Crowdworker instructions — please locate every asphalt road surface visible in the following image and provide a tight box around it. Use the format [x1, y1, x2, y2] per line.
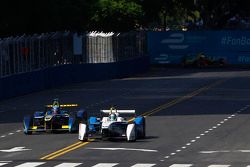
[1, 68, 250, 167]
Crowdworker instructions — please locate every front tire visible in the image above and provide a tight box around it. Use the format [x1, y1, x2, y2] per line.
[101, 130, 109, 141]
[24, 130, 32, 135]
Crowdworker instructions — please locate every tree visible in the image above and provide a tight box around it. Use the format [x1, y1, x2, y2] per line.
[141, 0, 198, 30]
[88, 0, 143, 31]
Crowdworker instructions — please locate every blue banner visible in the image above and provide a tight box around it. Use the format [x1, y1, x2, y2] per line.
[148, 31, 250, 64]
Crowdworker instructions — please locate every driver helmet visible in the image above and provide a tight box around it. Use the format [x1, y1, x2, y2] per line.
[110, 113, 117, 121]
[52, 106, 59, 114]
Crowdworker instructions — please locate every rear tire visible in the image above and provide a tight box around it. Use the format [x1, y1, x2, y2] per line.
[80, 136, 88, 142]
[128, 139, 136, 142]
[101, 130, 109, 141]
[142, 117, 146, 138]
[23, 116, 33, 135]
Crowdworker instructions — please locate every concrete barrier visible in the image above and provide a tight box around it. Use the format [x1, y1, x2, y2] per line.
[0, 56, 149, 101]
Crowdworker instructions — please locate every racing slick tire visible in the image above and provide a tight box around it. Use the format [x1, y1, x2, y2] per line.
[127, 123, 136, 142]
[79, 123, 88, 142]
[101, 129, 109, 141]
[142, 117, 146, 138]
[23, 116, 33, 135]
[24, 130, 32, 135]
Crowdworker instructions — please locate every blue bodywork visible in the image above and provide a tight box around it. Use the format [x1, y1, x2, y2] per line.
[23, 109, 87, 134]
[33, 111, 45, 118]
[88, 117, 100, 132]
[69, 110, 87, 132]
[134, 116, 144, 125]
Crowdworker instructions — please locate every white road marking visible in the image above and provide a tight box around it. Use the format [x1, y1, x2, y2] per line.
[16, 130, 22, 133]
[87, 147, 158, 152]
[199, 150, 230, 154]
[200, 150, 250, 153]
[162, 106, 246, 161]
[8, 133, 14, 135]
[92, 163, 118, 167]
[0, 136, 6, 138]
[169, 164, 193, 167]
[131, 164, 156, 167]
[238, 150, 250, 152]
[0, 147, 31, 152]
[14, 162, 45, 167]
[54, 163, 82, 167]
[208, 165, 230, 167]
[0, 162, 8, 166]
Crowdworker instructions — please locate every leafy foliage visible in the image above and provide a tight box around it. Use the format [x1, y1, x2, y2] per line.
[0, 0, 250, 36]
[89, 0, 143, 31]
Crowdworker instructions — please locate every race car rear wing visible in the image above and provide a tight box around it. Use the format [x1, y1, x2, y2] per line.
[101, 110, 135, 114]
[46, 104, 79, 108]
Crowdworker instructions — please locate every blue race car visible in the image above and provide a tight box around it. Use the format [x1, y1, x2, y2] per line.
[23, 99, 87, 134]
[79, 107, 146, 142]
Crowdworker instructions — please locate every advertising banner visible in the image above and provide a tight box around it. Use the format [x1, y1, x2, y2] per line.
[148, 31, 250, 64]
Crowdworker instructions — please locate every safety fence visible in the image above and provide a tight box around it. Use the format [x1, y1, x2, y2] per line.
[0, 31, 147, 78]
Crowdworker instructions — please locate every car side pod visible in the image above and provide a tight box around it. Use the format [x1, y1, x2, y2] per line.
[126, 123, 136, 142]
[78, 123, 87, 141]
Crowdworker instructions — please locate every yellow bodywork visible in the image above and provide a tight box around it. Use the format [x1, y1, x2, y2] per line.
[62, 125, 69, 129]
[32, 126, 38, 130]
